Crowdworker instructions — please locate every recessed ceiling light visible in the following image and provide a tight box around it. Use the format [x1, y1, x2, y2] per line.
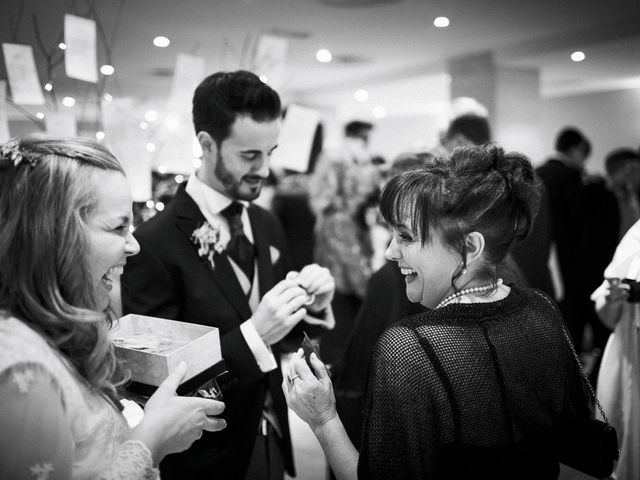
[259, 75, 269, 83]
[316, 49, 332, 63]
[62, 96, 76, 107]
[372, 105, 387, 118]
[175, 174, 185, 184]
[434, 17, 450, 28]
[36, 112, 45, 119]
[144, 110, 158, 122]
[193, 158, 202, 168]
[146, 142, 156, 152]
[96, 131, 105, 140]
[153, 36, 170, 48]
[155, 201, 165, 211]
[44, 82, 53, 91]
[354, 89, 369, 102]
[140, 121, 149, 130]
[158, 165, 167, 174]
[58, 42, 67, 50]
[571, 51, 586, 62]
[145, 200, 155, 209]
[100, 64, 115, 75]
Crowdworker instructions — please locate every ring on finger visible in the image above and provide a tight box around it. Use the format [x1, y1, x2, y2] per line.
[287, 374, 300, 385]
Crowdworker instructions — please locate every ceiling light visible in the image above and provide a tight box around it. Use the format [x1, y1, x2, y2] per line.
[434, 17, 450, 28]
[62, 96, 76, 107]
[100, 64, 115, 75]
[36, 112, 45, 119]
[316, 49, 332, 63]
[175, 174, 185, 184]
[44, 82, 53, 91]
[372, 105, 387, 118]
[140, 121, 149, 130]
[571, 51, 586, 62]
[259, 75, 269, 83]
[103, 93, 113, 102]
[144, 110, 158, 122]
[96, 131, 105, 140]
[193, 158, 202, 168]
[145, 200, 155, 208]
[58, 42, 67, 50]
[158, 165, 167, 174]
[354, 89, 369, 102]
[146, 142, 156, 152]
[155, 201, 165, 211]
[153, 36, 170, 48]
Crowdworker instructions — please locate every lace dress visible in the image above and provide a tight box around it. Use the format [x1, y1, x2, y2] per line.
[0, 315, 158, 480]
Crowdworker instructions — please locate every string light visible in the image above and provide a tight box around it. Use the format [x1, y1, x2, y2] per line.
[100, 64, 115, 75]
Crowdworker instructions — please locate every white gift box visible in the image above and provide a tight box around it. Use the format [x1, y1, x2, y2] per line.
[111, 314, 221, 387]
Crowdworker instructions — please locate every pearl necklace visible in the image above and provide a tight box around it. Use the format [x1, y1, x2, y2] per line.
[435, 278, 504, 309]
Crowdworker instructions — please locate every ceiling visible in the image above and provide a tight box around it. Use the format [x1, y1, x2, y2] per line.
[3, 0, 640, 123]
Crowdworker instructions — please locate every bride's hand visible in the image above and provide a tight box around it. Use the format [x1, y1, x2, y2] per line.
[283, 349, 337, 432]
[131, 362, 226, 464]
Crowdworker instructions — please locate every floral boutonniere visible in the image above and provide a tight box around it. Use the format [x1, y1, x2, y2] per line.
[191, 220, 230, 270]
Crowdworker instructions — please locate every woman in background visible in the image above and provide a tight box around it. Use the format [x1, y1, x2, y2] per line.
[285, 145, 590, 479]
[0, 137, 226, 479]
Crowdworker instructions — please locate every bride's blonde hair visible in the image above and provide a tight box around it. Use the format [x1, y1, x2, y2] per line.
[0, 136, 127, 407]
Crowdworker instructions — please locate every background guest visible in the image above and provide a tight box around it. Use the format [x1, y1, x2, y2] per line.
[591, 219, 640, 480]
[309, 120, 382, 364]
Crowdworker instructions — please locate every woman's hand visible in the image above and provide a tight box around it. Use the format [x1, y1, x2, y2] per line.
[131, 362, 226, 464]
[283, 348, 337, 432]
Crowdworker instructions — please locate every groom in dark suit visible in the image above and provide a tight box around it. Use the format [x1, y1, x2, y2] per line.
[121, 70, 335, 479]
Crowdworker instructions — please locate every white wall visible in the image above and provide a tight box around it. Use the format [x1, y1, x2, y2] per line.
[540, 87, 640, 172]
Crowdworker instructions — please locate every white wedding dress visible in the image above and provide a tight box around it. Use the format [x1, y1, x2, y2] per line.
[591, 221, 640, 480]
[0, 316, 158, 480]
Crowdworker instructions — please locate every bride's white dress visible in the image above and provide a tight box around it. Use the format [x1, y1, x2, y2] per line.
[0, 316, 158, 480]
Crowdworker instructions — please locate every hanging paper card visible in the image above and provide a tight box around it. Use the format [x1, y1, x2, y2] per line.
[270, 104, 319, 173]
[168, 53, 205, 110]
[45, 111, 77, 137]
[64, 14, 98, 83]
[2, 43, 45, 105]
[103, 98, 152, 201]
[0, 81, 10, 143]
[251, 34, 288, 91]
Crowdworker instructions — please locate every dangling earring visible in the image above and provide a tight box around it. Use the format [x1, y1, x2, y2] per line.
[458, 260, 467, 276]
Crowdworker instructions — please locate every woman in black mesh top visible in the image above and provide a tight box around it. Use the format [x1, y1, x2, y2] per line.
[284, 145, 591, 479]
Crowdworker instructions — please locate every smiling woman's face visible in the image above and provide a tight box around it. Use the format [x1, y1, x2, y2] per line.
[84, 171, 139, 311]
[385, 221, 460, 308]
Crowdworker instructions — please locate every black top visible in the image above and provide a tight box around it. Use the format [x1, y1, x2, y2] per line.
[358, 285, 590, 480]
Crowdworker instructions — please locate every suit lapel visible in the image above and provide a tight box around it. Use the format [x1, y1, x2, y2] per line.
[172, 186, 252, 320]
[249, 206, 275, 298]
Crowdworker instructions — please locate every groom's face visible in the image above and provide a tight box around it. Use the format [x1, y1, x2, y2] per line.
[212, 115, 280, 201]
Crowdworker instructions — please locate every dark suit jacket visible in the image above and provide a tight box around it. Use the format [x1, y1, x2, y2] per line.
[536, 158, 586, 292]
[121, 184, 294, 479]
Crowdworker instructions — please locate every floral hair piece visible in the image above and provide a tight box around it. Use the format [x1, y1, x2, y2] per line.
[1, 138, 38, 167]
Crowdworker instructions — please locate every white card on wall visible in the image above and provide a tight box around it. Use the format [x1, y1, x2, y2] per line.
[64, 14, 98, 83]
[2, 43, 45, 105]
[270, 104, 320, 173]
[0, 81, 10, 143]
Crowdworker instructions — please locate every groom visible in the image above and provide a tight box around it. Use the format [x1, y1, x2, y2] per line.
[122, 70, 335, 479]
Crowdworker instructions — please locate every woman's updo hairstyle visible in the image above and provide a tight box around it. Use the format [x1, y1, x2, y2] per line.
[380, 144, 540, 270]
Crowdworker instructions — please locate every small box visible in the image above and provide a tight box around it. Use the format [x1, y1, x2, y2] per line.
[111, 314, 222, 388]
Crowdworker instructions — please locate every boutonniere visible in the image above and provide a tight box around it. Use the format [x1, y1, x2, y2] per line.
[191, 220, 230, 269]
